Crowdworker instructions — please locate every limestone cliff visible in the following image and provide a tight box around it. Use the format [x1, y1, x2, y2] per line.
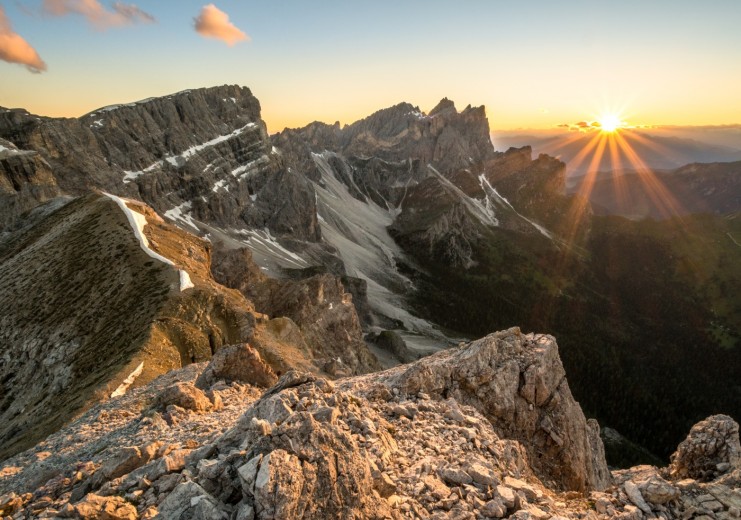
[0, 87, 320, 241]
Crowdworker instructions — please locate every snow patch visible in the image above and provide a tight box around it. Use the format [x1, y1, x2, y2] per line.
[164, 201, 199, 231]
[311, 152, 446, 342]
[407, 111, 428, 120]
[179, 270, 194, 291]
[231, 154, 271, 179]
[478, 174, 553, 239]
[104, 193, 196, 292]
[235, 228, 309, 269]
[96, 97, 156, 114]
[103, 192, 175, 266]
[428, 165, 499, 226]
[123, 162, 162, 183]
[122, 123, 258, 183]
[110, 362, 144, 398]
[0, 144, 33, 156]
[212, 179, 229, 193]
[173, 123, 257, 163]
[90, 119, 104, 129]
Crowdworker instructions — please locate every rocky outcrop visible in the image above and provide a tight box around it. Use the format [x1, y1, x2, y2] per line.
[211, 246, 379, 375]
[669, 414, 741, 482]
[275, 97, 497, 207]
[338, 99, 496, 173]
[2, 328, 738, 519]
[195, 343, 278, 390]
[353, 328, 611, 492]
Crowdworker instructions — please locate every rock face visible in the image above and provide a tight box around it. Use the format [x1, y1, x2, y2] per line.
[0, 86, 320, 241]
[355, 328, 611, 492]
[211, 246, 379, 375]
[0, 137, 61, 228]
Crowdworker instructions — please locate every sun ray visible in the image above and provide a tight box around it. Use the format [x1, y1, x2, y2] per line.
[612, 131, 684, 219]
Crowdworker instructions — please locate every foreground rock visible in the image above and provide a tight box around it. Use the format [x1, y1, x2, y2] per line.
[669, 414, 741, 482]
[357, 328, 611, 492]
[1, 329, 738, 519]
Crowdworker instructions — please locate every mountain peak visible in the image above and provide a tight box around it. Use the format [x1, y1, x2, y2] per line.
[430, 97, 457, 116]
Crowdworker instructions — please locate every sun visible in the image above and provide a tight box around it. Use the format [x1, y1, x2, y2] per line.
[598, 113, 623, 133]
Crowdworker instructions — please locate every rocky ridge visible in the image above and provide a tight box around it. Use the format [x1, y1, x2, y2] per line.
[0, 193, 376, 461]
[1, 86, 320, 241]
[1, 331, 738, 519]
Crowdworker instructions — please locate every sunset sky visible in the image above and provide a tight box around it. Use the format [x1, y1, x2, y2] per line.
[1, 1, 740, 133]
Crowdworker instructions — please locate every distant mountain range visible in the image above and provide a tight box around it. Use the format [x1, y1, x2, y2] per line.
[493, 126, 741, 176]
[568, 161, 741, 219]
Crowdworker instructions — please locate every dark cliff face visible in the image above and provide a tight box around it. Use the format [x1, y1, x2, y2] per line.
[0, 138, 61, 228]
[0, 86, 320, 241]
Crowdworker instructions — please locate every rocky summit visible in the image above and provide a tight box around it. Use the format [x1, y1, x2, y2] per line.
[0, 330, 739, 519]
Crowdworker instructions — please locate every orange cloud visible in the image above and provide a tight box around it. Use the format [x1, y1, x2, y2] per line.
[0, 6, 47, 73]
[42, 0, 155, 29]
[194, 4, 249, 46]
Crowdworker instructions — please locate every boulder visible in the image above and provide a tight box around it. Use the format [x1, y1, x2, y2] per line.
[60, 493, 137, 520]
[154, 382, 212, 413]
[196, 343, 278, 389]
[669, 414, 741, 481]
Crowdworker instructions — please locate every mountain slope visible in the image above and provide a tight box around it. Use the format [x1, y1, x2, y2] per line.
[569, 160, 741, 219]
[0, 193, 376, 461]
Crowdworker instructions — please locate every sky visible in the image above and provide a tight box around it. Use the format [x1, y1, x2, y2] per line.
[1, 1, 741, 133]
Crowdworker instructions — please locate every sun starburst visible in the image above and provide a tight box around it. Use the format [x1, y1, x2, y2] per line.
[598, 113, 623, 133]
